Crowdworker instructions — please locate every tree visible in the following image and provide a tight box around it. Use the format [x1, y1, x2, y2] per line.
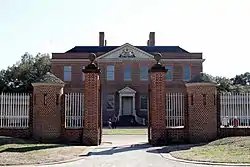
[1, 52, 51, 92]
[231, 72, 250, 86]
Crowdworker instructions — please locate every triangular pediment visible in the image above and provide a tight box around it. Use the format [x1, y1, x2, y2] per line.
[118, 86, 136, 94]
[96, 43, 154, 60]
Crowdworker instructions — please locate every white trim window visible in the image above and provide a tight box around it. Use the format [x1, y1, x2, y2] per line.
[64, 66, 72, 81]
[82, 66, 85, 81]
[107, 94, 115, 110]
[124, 65, 131, 81]
[140, 65, 148, 81]
[107, 65, 115, 81]
[140, 95, 148, 110]
[183, 65, 191, 81]
[166, 65, 173, 81]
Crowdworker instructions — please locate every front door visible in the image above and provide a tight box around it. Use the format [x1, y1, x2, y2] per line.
[122, 97, 132, 115]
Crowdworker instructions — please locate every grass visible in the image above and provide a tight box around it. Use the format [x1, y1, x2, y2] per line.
[102, 128, 147, 135]
[171, 137, 250, 164]
[0, 136, 86, 165]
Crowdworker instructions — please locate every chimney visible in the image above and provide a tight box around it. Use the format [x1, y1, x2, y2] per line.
[99, 32, 105, 46]
[149, 32, 155, 46]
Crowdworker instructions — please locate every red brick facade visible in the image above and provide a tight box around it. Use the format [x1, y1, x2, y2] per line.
[1, 32, 250, 146]
[1, 72, 250, 145]
[51, 32, 203, 123]
[32, 83, 64, 142]
[148, 64, 167, 146]
[186, 83, 218, 143]
[82, 63, 101, 146]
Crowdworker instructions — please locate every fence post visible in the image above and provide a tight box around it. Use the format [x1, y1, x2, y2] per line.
[185, 73, 217, 143]
[82, 53, 101, 146]
[31, 72, 65, 142]
[148, 53, 167, 146]
[0, 93, 2, 128]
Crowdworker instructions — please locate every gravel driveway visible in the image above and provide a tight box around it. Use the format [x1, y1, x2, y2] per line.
[20, 135, 249, 167]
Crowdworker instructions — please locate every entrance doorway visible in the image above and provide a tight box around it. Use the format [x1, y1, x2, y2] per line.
[122, 97, 133, 115]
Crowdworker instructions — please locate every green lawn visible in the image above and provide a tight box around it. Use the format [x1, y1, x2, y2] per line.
[102, 128, 147, 135]
[171, 137, 250, 164]
[0, 136, 86, 165]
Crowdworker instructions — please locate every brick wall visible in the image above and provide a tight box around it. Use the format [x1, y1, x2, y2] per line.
[51, 54, 203, 123]
[219, 128, 250, 138]
[0, 94, 33, 139]
[0, 129, 31, 138]
[32, 84, 64, 142]
[82, 64, 101, 146]
[148, 64, 167, 146]
[1, 73, 250, 145]
[166, 128, 188, 144]
[186, 83, 218, 143]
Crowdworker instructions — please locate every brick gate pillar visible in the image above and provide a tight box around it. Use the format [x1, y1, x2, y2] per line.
[82, 53, 101, 146]
[185, 73, 218, 143]
[31, 72, 64, 142]
[148, 53, 167, 146]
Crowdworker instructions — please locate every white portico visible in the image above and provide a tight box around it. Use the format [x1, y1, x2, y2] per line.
[118, 87, 136, 118]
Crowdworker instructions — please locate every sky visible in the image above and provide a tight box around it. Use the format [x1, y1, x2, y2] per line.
[0, 0, 249, 78]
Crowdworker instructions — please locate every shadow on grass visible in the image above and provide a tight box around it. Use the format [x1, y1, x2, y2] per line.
[81, 143, 151, 156]
[0, 136, 36, 146]
[0, 144, 65, 153]
[0, 136, 68, 153]
[146, 143, 206, 154]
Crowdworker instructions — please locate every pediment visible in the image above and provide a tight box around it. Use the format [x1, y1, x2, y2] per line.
[118, 86, 136, 94]
[96, 43, 154, 60]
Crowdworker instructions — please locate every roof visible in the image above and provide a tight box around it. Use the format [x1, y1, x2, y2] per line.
[188, 72, 214, 84]
[33, 72, 64, 85]
[66, 46, 189, 53]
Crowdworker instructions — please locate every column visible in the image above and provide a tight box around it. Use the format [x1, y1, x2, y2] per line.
[118, 95, 122, 118]
[133, 95, 135, 116]
[82, 53, 101, 146]
[31, 72, 64, 142]
[186, 73, 218, 143]
[148, 53, 167, 146]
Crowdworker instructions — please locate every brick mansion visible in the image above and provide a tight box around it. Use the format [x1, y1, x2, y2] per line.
[51, 32, 204, 125]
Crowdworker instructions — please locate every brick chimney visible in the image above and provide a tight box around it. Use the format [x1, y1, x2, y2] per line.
[149, 32, 155, 46]
[99, 32, 105, 46]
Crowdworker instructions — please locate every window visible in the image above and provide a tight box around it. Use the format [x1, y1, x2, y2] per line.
[107, 65, 115, 81]
[56, 94, 59, 106]
[166, 65, 173, 81]
[64, 66, 72, 81]
[44, 94, 47, 105]
[183, 65, 191, 81]
[82, 66, 85, 81]
[140, 65, 148, 80]
[203, 94, 207, 105]
[124, 65, 131, 81]
[107, 94, 115, 110]
[140, 95, 148, 110]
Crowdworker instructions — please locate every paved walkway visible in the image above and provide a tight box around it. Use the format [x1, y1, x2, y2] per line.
[38, 135, 250, 167]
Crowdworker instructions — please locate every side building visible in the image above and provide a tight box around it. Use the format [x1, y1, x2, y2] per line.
[51, 32, 204, 125]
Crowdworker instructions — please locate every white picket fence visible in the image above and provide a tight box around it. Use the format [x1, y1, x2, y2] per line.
[65, 93, 84, 129]
[0, 93, 30, 128]
[220, 93, 250, 128]
[166, 93, 185, 128]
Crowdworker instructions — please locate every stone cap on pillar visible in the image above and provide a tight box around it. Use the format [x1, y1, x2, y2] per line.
[82, 53, 101, 73]
[149, 53, 168, 73]
[31, 72, 65, 87]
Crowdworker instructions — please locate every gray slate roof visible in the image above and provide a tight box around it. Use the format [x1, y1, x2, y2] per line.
[188, 72, 214, 83]
[34, 72, 64, 84]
